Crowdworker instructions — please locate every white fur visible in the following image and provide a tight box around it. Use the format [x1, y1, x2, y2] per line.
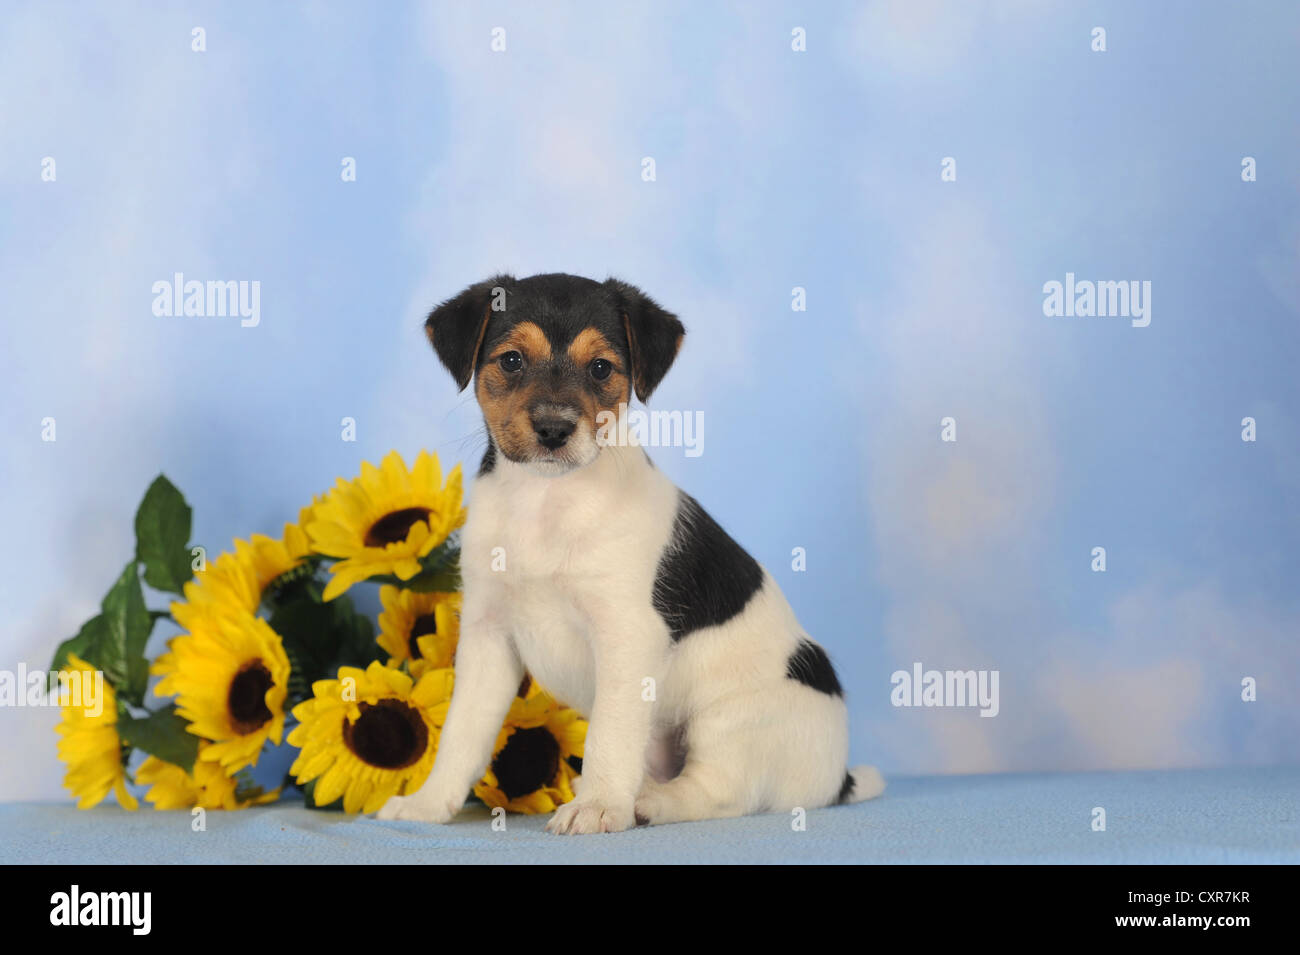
[378, 431, 882, 832]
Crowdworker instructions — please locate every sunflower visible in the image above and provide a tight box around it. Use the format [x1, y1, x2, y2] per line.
[54, 653, 138, 810]
[473, 689, 586, 814]
[307, 451, 466, 601]
[151, 611, 290, 774]
[169, 505, 316, 635]
[136, 745, 280, 810]
[288, 662, 453, 814]
[376, 585, 461, 678]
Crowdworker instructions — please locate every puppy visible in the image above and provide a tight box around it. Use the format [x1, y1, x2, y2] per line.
[378, 273, 883, 833]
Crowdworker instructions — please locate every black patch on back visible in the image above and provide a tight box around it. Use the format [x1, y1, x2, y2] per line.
[478, 440, 496, 476]
[837, 771, 855, 804]
[786, 639, 843, 697]
[652, 493, 763, 642]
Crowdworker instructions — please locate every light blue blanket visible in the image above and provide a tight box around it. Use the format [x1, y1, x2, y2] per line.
[3, 767, 1295, 864]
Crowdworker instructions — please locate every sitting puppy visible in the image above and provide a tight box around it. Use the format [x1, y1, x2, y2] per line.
[378, 273, 883, 833]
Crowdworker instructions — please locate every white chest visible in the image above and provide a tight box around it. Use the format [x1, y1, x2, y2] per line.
[457, 447, 677, 709]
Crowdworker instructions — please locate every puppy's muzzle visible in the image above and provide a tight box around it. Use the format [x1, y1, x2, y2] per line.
[530, 404, 578, 451]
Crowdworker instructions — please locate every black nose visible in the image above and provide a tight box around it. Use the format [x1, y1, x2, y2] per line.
[532, 416, 575, 450]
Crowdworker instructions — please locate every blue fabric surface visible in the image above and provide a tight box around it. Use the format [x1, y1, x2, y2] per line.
[3, 767, 1295, 865]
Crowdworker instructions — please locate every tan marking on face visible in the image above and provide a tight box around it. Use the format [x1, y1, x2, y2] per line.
[476, 377, 536, 461]
[475, 367, 532, 463]
[568, 328, 617, 367]
[474, 322, 554, 461]
[474, 323, 631, 464]
[486, 321, 551, 364]
[568, 327, 630, 419]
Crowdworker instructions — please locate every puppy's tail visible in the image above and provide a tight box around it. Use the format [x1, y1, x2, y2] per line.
[839, 765, 886, 804]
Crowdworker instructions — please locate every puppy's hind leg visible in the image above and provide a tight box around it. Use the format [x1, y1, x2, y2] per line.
[633, 710, 756, 826]
[633, 759, 749, 826]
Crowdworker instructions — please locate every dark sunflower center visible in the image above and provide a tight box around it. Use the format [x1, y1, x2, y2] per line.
[365, 507, 433, 548]
[408, 614, 438, 659]
[342, 699, 429, 770]
[491, 726, 561, 801]
[227, 662, 274, 734]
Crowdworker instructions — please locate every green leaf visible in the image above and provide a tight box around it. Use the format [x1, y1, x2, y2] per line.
[50, 614, 109, 673]
[134, 475, 194, 594]
[332, 595, 379, 670]
[269, 598, 338, 703]
[270, 591, 381, 705]
[117, 705, 201, 774]
[99, 561, 154, 706]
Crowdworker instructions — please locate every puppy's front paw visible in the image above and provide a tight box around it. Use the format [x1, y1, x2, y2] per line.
[375, 790, 463, 824]
[545, 797, 635, 835]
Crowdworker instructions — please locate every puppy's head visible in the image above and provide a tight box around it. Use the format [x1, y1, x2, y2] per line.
[426, 273, 684, 475]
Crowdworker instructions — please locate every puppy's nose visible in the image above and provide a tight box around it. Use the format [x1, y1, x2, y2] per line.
[532, 416, 575, 450]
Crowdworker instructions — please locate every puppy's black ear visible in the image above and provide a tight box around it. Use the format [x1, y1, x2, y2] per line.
[605, 279, 685, 402]
[425, 275, 513, 391]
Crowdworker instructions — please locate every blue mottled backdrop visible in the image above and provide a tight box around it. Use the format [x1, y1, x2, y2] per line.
[2, 1, 1297, 800]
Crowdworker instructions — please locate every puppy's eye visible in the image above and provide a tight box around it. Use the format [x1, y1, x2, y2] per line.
[590, 358, 613, 381]
[498, 351, 524, 373]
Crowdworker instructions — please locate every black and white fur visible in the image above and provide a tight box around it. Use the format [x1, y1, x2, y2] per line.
[378, 273, 883, 833]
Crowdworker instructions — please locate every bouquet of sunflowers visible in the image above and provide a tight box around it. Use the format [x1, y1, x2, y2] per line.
[52, 451, 586, 817]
